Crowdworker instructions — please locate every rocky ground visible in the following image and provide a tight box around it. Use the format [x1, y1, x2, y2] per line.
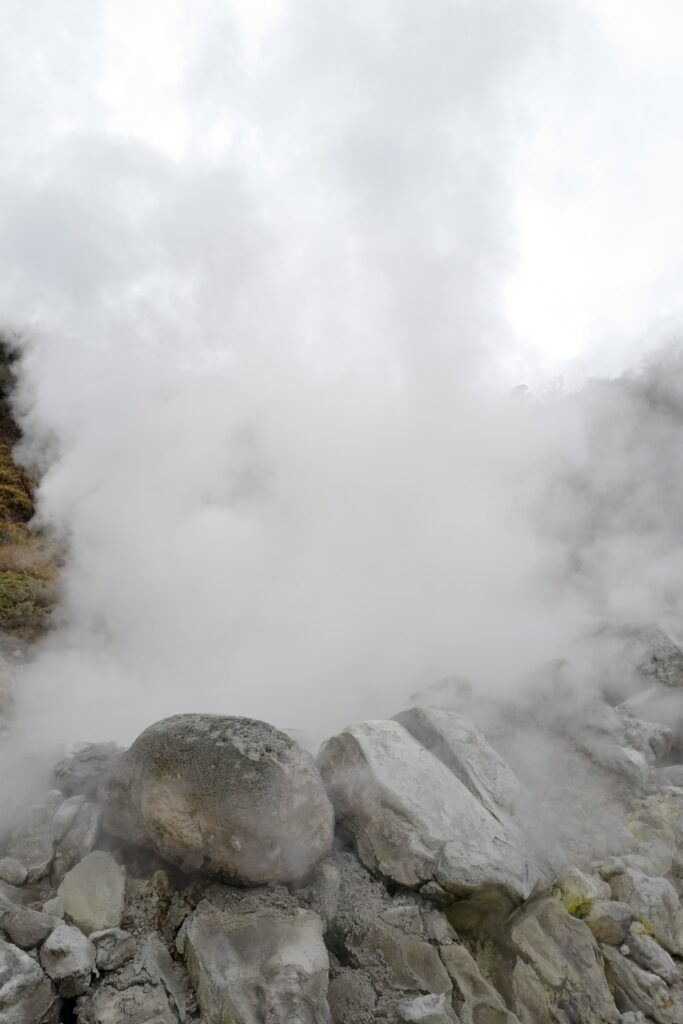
[1, 627, 683, 1022]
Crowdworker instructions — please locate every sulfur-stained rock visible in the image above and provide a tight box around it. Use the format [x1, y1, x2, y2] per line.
[47, 851, 125, 935]
[610, 870, 683, 955]
[584, 900, 633, 944]
[102, 714, 334, 884]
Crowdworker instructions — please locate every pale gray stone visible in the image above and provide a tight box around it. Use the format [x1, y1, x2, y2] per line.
[180, 888, 331, 1024]
[40, 924, 96, 997]
[0, 903, 59, 949]
[52, 801, 101, 882]
[610, 869, 683, 954]
[623, 929, 680, 986]
[0, 858, 27, 886]
[102, 714, 334, 884]
[49, 795, 86, 843]
[0, 936, 57, 1024]
[602, 944, 683, 1024]
[90, 928, 136, 972]
[53, 742, 123, 799]
[50, 851, 125, 935]
[6, 829, 54, 883]
[398, 993, 459, 1023]
[318, 719, 544, 900]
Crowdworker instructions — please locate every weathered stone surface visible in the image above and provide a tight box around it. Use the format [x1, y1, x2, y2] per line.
[0, 936, 57, 1024]
[553, 865, 609, 916]
[602, 944, 683, 1024]
[397, 993, 460, 1023]
[318, 719, 543, 900]
[0, 857, 27, 885]
[53, 742, 123, 799]
[327, 966, 377, 1023]
[180, 886, 330, 1024]
[48, 850, 125, 934]
[584, 900, 633, 944]
[610, 870, 683, 954]
[661, 764, 683, 787]
[52, 800, 101, 880]
[49, 795, 86, 843]
[90, 928, 136, 972]
[623, 928, 680, 986]
[438, 943, 518, 1024]
[0, 903, 59, 949]
[75, 935, 187, 1024]
[508, 897, 620, 1023]
[40, 924, 96, 997]
[102, 714, 334, 884]
[6, 829, 54, 883]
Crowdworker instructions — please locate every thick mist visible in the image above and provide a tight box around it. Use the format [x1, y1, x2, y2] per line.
[0, 1, 682, 752]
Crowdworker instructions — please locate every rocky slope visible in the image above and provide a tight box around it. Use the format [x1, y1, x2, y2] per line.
[2, 625, 683, 1022]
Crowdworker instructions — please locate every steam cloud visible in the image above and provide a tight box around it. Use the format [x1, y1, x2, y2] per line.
[0, 0, 682, 751]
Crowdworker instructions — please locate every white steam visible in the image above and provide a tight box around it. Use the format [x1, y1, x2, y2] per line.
[0, 1, 682, 747]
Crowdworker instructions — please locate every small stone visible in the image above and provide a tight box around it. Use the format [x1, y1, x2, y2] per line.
[0, 903, 59, 949]
[90, 927, 136, 971]
[6, 829, 54, 883]
[52, 850, 125, 934]
[0, 857, 27, 886]
[40, 923, 96, 997]
[584, 900, 633, 944]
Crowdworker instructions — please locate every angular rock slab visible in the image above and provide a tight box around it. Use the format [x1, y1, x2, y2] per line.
[48, 850, 125, 935]
[102, 714, 334, 884]
[0, 936, 57, 1024]
[610, 870, 683, 955]
[40, 924, 96, 998]
[318, 719, 544, 899]
[180, 889, 331, 1024]
[508, 897, 620, 1023]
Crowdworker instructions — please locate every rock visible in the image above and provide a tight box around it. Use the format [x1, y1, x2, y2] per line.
[6, 829, 54, 883]
[0, 903, 59, 949]
[553, 866, 608, 916]
[102, 714, 334, 884]
[395, 706, 557, 868]
[40, 925, 96, 997]
[52, 801, 101, 880]
[180, 886, 330, 1024]
[584, 901, 633, 944]
[610, 870, 683, 954]
[48, 851, 125, 934]
[397, 993, 460, 1023]
[438, 943, 518, 1023]
[507, 897, 620, 1023]
[75, 935, 187, 1024]
[53, 742, 123, 799]
[6, 791, 63, 846]
[318, 718, 544, 900]
[90, 928, 136, 972]
[602, 944, 683, 1024]
[49, 795, 86, 843]
[0, 936, 57, 1024]
[0, 857, 27, 886]
[661, 764, 683, 787]
[619, 624, 683, 689]
[623, 929, 680, 986]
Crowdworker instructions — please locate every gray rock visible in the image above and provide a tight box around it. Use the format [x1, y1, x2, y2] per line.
[318, 719, 543, 900]
[0, 858, 27, 886]
[327, 967, 377, 1024]
[179, 887, 331, 1024]
[661, 764, 683, 787]
[102, 714, 334, 884]
[0, 903, 59, 949]
[602, 944, 683, 1024]
[6, 829, 54, 883]
[584, 901, 633, 944]
[53, 742, 123, 799]
[6, 791, 63, 846]
[0, 936, 57, 1024]
[48, 851, 125, 934]
[553, 865, 609, 916]
[623, 928, 680, 986]
[438, 944, 518, 1023]
[90, 928, 136, 972]
[52, 801, 101, 880]
[398, 993, 460, 1023]
[49, 795, 86, 843]
[40, 925, 96, 997]
[610, 870, 683, 954]
[619, 624, 683, 688]
[508, 897, 620, 1023]
[75, 935, 187, 1024]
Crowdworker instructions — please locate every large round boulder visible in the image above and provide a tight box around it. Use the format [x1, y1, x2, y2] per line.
[101, 714, 334, 884]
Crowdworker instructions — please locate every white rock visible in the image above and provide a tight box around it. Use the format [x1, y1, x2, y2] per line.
[40, 924, 96, 997]
[50, 850, 125, 935]
[0, 936, 56, 1024]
